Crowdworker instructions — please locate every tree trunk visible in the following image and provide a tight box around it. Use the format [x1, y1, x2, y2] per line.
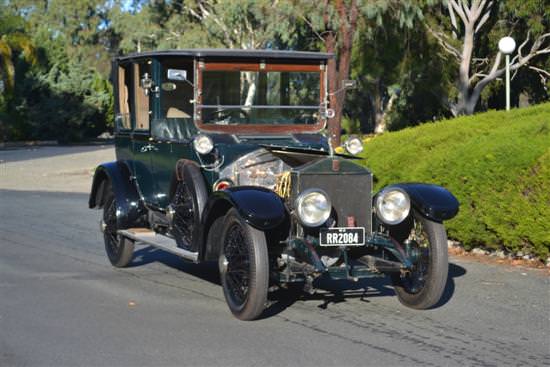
[374, 95, 398, 134]
[324, 0, 358, 148]
[325, 32, 340, 149]
[456, 23, 475, 114]
[243, 72, 257, 107]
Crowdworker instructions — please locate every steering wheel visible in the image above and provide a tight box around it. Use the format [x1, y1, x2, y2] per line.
[204, 108, 250, 124]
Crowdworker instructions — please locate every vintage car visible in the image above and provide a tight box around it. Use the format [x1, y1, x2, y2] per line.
[89, 49, 459, 320]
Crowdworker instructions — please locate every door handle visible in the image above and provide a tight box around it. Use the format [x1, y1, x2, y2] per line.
[140, 144, 158, 153]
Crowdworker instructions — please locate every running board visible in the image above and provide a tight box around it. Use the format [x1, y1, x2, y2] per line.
[118, 228, 199, 263]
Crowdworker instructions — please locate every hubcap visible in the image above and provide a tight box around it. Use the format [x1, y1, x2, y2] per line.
[100, 219, 107, 233]
[401, 220, 430, 294]
[219, 255, 229, 274]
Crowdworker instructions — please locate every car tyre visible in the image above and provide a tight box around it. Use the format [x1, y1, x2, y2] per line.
[219, 208, 269, 321]
[102, 184, 134, 268]
[390, 211, 448, 309]
[171, 162, 207, 249]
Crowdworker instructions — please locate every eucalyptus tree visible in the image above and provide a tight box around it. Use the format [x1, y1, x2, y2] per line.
[295, 0, 430, 143]
[427, 0, 550, 115]
[349, 15, 452, 134]
[11, 0, 114, 74]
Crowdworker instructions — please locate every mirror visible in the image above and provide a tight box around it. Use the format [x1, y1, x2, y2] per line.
[168, 69, 187, 81]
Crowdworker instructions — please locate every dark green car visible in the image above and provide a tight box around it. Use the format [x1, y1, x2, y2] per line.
[89, 49, 459, 320]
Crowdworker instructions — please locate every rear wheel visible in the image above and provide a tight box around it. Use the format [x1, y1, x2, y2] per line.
[219, 209, 269, 321]
[171, 180, 197, 248]
[170, 162, 207, 249]
[390, 211, 448, 309]
[102, 185, 134, 268]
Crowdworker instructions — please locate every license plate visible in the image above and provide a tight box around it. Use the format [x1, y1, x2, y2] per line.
[319, 227, 365, 247]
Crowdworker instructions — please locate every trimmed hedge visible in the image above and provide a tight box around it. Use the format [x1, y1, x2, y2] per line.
[359, 103, 550, 259]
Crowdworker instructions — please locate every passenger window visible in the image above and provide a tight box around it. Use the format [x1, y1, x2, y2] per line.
[134, 62, 151, 131]
[116, 65, 132, 130]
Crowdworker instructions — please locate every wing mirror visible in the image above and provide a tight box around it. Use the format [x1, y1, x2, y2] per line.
[341, 79, 357, 90]
[328, 79, 358, 97]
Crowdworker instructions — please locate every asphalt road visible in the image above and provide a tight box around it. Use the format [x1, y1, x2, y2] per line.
[0, 147, 549, 367]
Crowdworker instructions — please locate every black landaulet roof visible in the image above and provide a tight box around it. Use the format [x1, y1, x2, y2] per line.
[116, 48, 333, 62]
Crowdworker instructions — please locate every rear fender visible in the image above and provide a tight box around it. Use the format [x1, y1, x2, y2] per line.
[89, 161, 144, 228]
[380, 183, 459, 222]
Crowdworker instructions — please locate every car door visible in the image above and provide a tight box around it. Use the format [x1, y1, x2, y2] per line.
[149, 58, 197, 208]
[130, 60, 159, 206]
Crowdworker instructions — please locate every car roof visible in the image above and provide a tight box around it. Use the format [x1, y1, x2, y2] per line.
[116, 48, 333, 62]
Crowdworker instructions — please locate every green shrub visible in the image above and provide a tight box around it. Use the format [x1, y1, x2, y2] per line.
[360, 103, 550, 259]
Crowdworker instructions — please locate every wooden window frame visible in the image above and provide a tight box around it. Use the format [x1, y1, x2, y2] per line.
[133, 62, 151, 132]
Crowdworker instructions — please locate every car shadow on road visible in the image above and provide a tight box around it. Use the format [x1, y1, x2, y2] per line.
[129, 245, 466, 318]
[262, 262, 466, 318]
[130, 245, 221, 285]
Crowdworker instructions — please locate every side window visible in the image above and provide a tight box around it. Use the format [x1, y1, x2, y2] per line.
[151, 59, 195, 140]
[160, 60, 193, 119]
[134, 61, 151, 131]
[116, 65, 132, 131]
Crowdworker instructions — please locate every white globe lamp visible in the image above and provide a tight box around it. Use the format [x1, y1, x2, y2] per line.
[498, 37, 516, 55]
[498, 36, 516, 111]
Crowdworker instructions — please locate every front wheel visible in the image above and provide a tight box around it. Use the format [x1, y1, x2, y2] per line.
[218, 209, 269, 321]
[390, 211, 448, 309]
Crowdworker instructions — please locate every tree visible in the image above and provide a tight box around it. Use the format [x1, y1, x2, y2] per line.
[348, 14, 452, 134]
[184, 0, 295, 49]
[111, 3, 163, 53]
[297, 1, 428, 143]
[0, 11, 38, 141]
[12, 0, 114, 74]
[0, 12, 36, 94]
[427, 0, 550, 115]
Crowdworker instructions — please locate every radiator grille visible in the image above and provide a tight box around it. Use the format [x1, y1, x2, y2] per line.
[291, 159, 372, 233]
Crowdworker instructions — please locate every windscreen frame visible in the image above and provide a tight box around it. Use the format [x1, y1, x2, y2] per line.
[194, 60, 328, 134]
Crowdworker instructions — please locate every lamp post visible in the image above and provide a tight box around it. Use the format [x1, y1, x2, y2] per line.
[498, 36, 516, 111]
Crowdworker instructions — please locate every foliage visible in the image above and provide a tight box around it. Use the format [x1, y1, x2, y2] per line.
[348, 13, 453, 133]
[359, 103, 550, 259]
[0, 4, 113, 142]
[1, 0, 548, 143]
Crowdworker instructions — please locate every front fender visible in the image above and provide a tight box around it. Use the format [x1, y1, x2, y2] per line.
[89, 161, 144, 229]
[204, 186, 287, 230]
[380, 183, 459, 222]
[199, 186, 288, 261]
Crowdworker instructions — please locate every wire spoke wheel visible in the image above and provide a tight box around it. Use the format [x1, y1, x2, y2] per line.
[224, 223, 251, 305]
[102, 186, 134, 268]
[391, 211, 448, 309]
[172, 181, 196, 247]
[219, 209, 268, 321]
[103, 197, 120, 256]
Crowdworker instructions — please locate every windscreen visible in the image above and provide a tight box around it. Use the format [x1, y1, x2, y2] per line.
[200, 70, 321, 125]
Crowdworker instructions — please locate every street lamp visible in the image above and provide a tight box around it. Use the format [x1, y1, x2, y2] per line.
[498, 36, 516, 111]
